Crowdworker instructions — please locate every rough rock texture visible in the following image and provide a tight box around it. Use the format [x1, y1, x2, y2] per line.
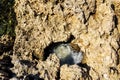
[60, 64, 91, 80]
[10, 0, 120, 79]
[0, 35, 14, 56]
[10, 54, 59, 79]
[0, 55, 14, 79]
[13, 0, 96, 59]
[73, 1, 120, 79]
[11, 54, 38, 78]
[113, 0, 120, 33]
[0, 35, 15, 79]
[37, 54, 60, 80]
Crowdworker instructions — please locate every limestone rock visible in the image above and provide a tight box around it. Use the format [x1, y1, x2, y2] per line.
[0, 35, 14, 56]
[13, 0, 120, 80]
[13, 0, 96, 59]
[36, 54, 60, 80]
[11, 54, 39, 78]
[60, 65, 90, 80]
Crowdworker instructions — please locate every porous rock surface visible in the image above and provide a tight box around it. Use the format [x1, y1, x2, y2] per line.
[5, 0, 120, 79]
[10, 53, 59, 79]
[13, 0, 96, 59]
[60, 64, 91, 80]
[36, 54, 60, 79]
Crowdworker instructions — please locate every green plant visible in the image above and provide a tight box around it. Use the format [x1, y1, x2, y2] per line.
[0, 0, 17, 37]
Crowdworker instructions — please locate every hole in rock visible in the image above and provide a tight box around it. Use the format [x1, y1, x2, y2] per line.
[24, 74, 44, 80]
[0, 55, 16, 78]
[78, 63, 92, 79]
[20, 60, 35, 67]
[44, 35, 83, 65]
[44, 35, 75, 60]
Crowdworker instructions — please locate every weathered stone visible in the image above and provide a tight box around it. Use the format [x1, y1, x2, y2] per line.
[13, 0, 96, 59]
[11, 54, 38, 78]
[60, 65, 83, 80]
[36, 54, 60, 80]
[13, 0, 120, 79]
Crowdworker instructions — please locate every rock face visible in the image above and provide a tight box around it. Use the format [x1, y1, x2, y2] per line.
[37, 54, 60, 79]
[13, 0, 96, 59]
[10, 54, 59, 79]
[60, 64, 91, 80]
[12, 0, 120, 79]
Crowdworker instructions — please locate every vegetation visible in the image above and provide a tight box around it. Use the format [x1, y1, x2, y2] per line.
[0, 0, 17, 37]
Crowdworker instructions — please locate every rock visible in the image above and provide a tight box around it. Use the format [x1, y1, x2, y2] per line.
[13, 0, 120, 79]
[0, 56, 14, 79]
[0, 35, 14, 56]
[60, 65, 86, 80]
[13, 0, 95, 59]
[36, 54, 60, 80]
[11, 54, 39, 78]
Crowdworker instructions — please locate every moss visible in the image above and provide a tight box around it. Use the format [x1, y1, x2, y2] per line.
[0, 0, 17, 37]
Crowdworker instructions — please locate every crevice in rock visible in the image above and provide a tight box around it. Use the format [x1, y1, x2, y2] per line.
[32, 52, 39, 60]
[56, 69, 60, 80]
[110, 15, 118, 35]
[109, 67, 119, 74]
[0, 41, 14, 56]
[24, 74, 44, 80]
[78, 63, 92, 80]
[111, 4, 115, 11]
[20, 60, 35, 67]
[0, 55, 16, 79]
[113, 15, 118, 28]
[43, 35, 75, 60]
[111, 4, 118, 29]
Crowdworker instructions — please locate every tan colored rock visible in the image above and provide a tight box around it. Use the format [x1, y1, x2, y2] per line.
[13, 0, 95, 59]
[74, 1, 120, 79]
[13, 0, 120, 79]
[0, 35, 14, 58]
[60, 65, 83, 80]
[37, 54, 60, 80]
[11, 54, 39, 78]
[60, 64, 93, 80]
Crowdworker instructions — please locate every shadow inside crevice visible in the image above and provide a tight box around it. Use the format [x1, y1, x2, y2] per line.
[78, 63, 92, 80]
[111, 4, 118, 28]
[0, 55, 16, 79]
[43, 35, 75, 60]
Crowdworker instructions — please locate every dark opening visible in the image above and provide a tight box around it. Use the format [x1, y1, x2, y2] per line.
[43, 35, 75, 60]
[78, 63, 92, 80]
